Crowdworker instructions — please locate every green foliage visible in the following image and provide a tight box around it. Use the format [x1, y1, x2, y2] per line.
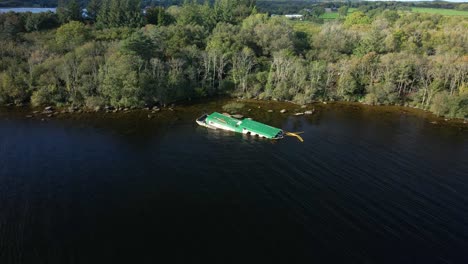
[0, 70, 29, 105]
[354, 28, 386, 56]
[57, 0, 82, 23]
[364, 82, 398, 106]
[0, 12, 23, 39]
[97, 0, 143, 28]
[411, 8, 468, 17]
[56, 21, 90, 50]
[0, 2, 467, 120]
[311, 7, 325, 18]
[93, 27, 134, 41]
[207, 22, 240, 55]
[85, 96, 106, 109]
[171, 1, 215, 29]
[99, 53, 145, 107]
[145, 7, 175, 26]
[214, 0, 256, 24]
[86, 0, 101, 22]
[312, 22, 359, 60]
[120, 31, 155, 60]
[338, 6, 349, 18]
[68, 0, 82, 21]
[231, 48, 256, 94]
[430, 92, 468, 118]
[344, 11, 371, 27]
[24, 12, 59, 32]
[160, 23, 207, 55]
[243, 15, 295, 56]
[31, 84, 66, 106]
[457, 4, 468, 12]
[381, 10, 400, 24]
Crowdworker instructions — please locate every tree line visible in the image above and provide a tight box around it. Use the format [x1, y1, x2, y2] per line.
[0, 0, 466, 118]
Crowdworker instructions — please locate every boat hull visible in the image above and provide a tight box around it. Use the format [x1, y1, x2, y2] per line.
[196, 113, 284, 140]
[196, 114, 217, 129]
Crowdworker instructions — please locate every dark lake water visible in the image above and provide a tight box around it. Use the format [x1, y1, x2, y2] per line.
[0, 100, 467, 263]
[0, 8, 55, 13]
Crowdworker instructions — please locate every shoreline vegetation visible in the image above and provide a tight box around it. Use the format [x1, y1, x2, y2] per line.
[0, 1, 467, 122]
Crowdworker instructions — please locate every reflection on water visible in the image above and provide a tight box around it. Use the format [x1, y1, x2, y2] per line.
[0, 101, 467, 263]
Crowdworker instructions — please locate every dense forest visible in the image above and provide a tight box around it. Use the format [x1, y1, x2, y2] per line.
[1, 0, 463, 11]
[0, 0, 467, 118]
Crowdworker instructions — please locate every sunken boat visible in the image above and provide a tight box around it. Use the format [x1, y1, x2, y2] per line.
[196, 112, 285, 140]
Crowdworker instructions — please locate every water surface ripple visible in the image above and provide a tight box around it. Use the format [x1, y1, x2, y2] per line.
[0, 104, 467, 263]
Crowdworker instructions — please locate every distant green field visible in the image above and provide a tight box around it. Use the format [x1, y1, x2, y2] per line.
[411, 8, 468, 16]
[320, 8, 356, 20]
[318, 7, 468, 20]
[320, 12, 339, 19]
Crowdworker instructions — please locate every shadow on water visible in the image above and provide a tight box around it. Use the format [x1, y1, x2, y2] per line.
[0, 100, 467, 263]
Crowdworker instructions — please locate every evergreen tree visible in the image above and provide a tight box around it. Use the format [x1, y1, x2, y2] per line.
[108, 0, 122, 27]
[96, 0, 110, 27]
[68, 0, 82, 21]
[57, 0, 68, 23]
[145, 7, 174, 26]
[124, 0, 143, 28]
[214, 0, 255, 24]
[98, 0, 143, 28]
[87, 0, 101, 22]
[56, 0, 82, 23]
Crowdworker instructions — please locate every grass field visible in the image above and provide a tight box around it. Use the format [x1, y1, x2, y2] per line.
[320, 8, 356, 20]
[411, 8, 468, 17]
[291, 20, 321, 35]
[321, 12, 339, 20]
[317, 7, 468, 20]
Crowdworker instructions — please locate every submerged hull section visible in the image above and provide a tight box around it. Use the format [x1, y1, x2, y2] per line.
[196, 112, 284, 139]
[196, 114, 217, 129]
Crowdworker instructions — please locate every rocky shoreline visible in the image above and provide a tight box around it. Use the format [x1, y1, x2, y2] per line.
[1, 99, 467, 127]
